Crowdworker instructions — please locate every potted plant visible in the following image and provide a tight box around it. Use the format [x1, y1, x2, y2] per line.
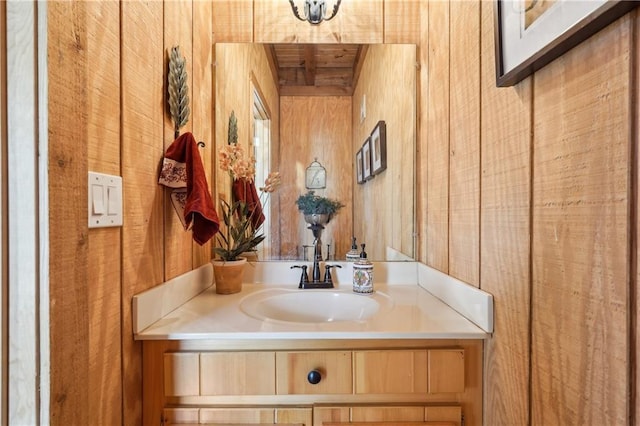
[213, 111, 280, 294]
[295, 190, 344, 225]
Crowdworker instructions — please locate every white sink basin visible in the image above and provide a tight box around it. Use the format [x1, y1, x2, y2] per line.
[239, 288, 391, 323]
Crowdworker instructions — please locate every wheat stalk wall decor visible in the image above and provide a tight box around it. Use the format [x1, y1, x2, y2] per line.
[168, 45, 190, 139]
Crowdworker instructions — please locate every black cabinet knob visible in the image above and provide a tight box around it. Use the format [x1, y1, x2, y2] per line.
[307, 369, 322, 385]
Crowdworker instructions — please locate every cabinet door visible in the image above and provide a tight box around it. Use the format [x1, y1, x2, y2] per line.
[200, 351, 276, 395]
[276, 351, 352, 394]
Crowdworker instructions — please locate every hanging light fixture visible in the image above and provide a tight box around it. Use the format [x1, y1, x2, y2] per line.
[288, 0, 342, 25]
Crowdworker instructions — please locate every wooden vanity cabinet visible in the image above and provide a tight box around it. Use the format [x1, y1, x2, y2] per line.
[144, 340, 481, 426]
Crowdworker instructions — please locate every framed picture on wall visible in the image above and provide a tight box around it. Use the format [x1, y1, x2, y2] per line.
[362, 137, 372, 181]
[495, 0, 638, 87]
[370, 120, 387, 175]
[356, 148, 364, 184]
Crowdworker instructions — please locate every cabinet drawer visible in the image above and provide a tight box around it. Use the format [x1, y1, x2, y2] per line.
[164, 352, 200, 396]
[354, 350, 428, 394]
[276, 351, 352, 394]
[427, 349, 464, 394]
[163, 407, 311, 425]
[315, 405, 461, 426]
[200, 351, 276, 395]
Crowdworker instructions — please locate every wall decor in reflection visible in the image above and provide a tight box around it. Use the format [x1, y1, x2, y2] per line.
[370, 120, 387, 175]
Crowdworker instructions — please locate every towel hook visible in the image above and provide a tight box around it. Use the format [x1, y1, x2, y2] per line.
[197, 141, 206, 148]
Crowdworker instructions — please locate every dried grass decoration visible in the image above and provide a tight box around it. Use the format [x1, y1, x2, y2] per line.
[168, 45, 190, 139]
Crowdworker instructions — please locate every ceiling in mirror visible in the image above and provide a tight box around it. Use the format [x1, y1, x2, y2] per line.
[264, 44, 367, 96]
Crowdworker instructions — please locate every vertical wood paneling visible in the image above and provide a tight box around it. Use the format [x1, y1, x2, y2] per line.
[47, 2, 90, 424]
[212, 0, 253, 43]
[416, 1, 428, 263]
[352, 45, 416, 260]
[280, 96, 352, 260]
[531, 17, 631, 425]
[86, 1, 122, 424]
[479, 1, 531, 425]
[192, 1, 214, 267]
[425, 0, 450, 272]
[163, 0, 194, 280]
[383, 0, 421, 44]
[121, 2, 165, 424]
[448, 0, 480, 286]
[254, 0, 383, 44]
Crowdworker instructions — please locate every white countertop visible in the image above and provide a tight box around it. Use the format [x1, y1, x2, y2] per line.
[133, 262, 492, 341]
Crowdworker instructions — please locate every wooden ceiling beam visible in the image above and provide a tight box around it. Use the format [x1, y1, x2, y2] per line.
[279, 85, 353, 97]
[351, 44, 369, 90]
[303, 45, 317, 86]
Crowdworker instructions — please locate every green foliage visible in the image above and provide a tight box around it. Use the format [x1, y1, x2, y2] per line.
[228, 111, 238, 145]
[214, 199, 266, 261]
[295, 191, 344, 216]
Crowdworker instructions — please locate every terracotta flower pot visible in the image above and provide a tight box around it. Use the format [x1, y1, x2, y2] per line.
[211, 257, 247, 294]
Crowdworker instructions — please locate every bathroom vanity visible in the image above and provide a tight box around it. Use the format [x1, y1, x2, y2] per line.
[134, 262, 493, 426]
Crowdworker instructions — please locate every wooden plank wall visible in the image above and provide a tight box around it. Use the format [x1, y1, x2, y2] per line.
[43, 0, 640, 425]
[478, 2, 531, 425]
[86, 2, 121, 425]
[411, 1, 635, 425]
[530, 16, 631, 425]
[48, 1, 215, 424]
[279, 96, 352, 260]
[425, 0, 450, 273]
[448, 0, 480, 287]
[351, 44, 416, 261]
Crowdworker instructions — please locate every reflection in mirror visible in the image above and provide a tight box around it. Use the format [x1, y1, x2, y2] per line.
[215, 43, 416, 261]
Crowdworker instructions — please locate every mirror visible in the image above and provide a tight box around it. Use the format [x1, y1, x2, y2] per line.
[215, 43, 416, 262]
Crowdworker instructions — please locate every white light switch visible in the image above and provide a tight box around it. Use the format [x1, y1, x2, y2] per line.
[88, 171, 123, 228]
[92, 185, 105, 214]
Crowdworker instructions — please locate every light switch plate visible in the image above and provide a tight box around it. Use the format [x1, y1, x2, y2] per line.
[88, 171, 123, 228]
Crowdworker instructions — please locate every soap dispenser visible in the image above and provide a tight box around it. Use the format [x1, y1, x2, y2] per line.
[352, 243, 374, 294]
[346, 237, 359, 262]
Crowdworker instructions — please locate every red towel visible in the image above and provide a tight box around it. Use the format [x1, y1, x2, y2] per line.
[159, 132, 219, 245]
[232, 177, 265, 230]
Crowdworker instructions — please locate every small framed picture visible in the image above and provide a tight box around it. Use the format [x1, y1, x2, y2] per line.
[356, 148, 364, 184]
[362, 137, 372, 181]
[370, 120, 387, 175]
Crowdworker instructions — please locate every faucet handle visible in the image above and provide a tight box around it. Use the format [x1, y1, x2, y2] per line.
[291, 265, 309, 288]
[323, 264, 342, 284]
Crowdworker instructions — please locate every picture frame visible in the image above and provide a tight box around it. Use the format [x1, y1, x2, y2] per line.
[355, 148, 364, 184]
[370, 120, 387, 175]
[495, 0, 638, 87]
[362, 137, 372, 181]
